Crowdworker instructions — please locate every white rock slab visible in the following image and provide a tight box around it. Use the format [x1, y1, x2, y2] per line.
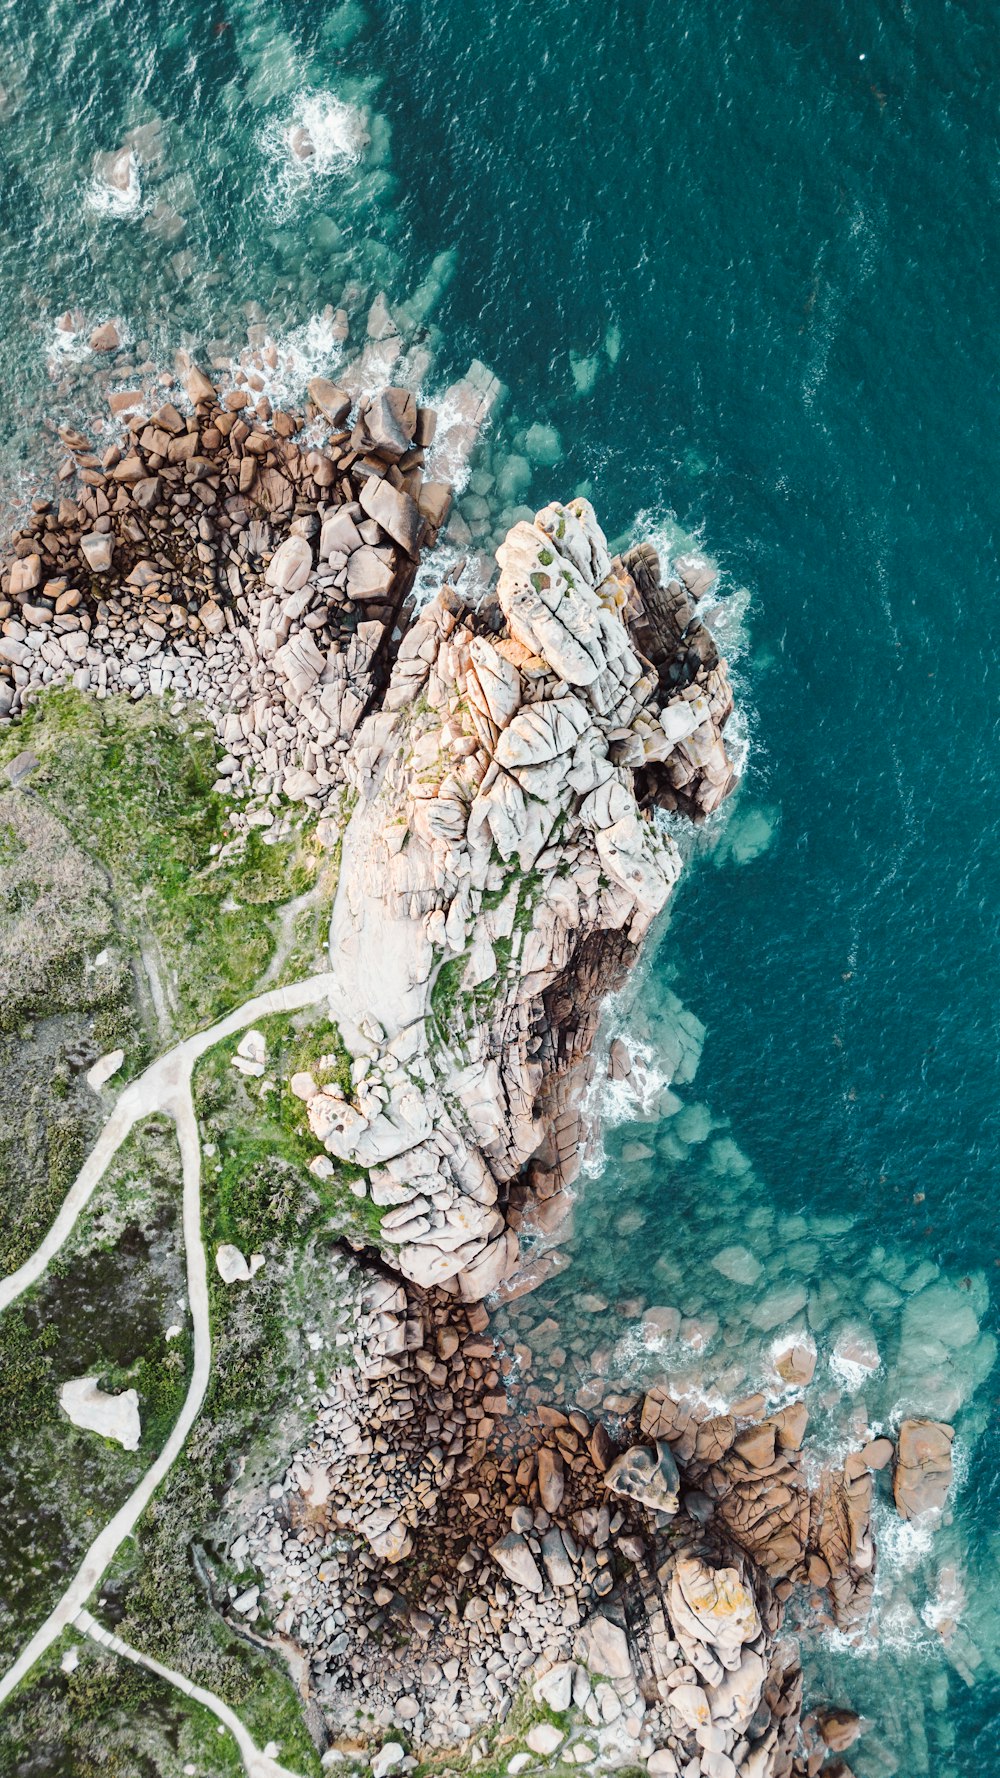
[59, 1377, 141, 1450]
[232, 1027, 267, 1077]
[86, 1048, 125, 1092]
[216, 1243, 251, 1283]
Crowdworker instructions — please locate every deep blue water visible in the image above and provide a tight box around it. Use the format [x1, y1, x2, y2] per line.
[1, 0, 998, 1768]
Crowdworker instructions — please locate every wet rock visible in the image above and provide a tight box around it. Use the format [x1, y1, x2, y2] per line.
[816, 1707, 866, 1752]
[772, 1334, 817, 1387]
[183, 364, 216, 404]
[308, 377, 352, 426]
[90, 321, 121, 352]
[893, 1418, 954, 1520]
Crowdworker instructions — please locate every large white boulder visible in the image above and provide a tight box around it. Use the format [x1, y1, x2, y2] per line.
[59, 1377, 141, 1450]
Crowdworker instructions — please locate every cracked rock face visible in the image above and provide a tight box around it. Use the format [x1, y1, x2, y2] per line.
[318, 497, 736, 1301]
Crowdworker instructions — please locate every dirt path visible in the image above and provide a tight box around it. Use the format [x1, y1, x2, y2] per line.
[0, 970, 337, 1760]
[75, 1609, 303, 1778]
[0, 970, 338, 1314]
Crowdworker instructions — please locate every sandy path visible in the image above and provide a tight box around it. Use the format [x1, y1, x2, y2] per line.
[75, 1609, 304, 1778]
[0, 970, 336, 1753]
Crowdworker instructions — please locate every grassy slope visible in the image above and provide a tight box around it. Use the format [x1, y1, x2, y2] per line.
[0, 687, 327, 1046]
[0, 690, 348, 1773]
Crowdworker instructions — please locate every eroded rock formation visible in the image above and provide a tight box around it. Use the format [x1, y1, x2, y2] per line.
[307, 497, 735, 1303]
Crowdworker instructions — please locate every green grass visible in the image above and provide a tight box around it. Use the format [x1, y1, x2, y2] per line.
[0, 687, 324, 1041]
[193, 1011, 380, 1252]
[64, 1013, 383, 1775]
[0, 1627, 253, 1778]
[0, 1116, 193, 1666]
[429, 867, 544, 1056]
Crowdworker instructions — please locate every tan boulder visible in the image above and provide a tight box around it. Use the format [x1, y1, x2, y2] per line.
[733, 1422, 776, 1469]
[265, 533, 313, 593]
[669, 1557, 761, 1670]
[816, 1707, 866, 1752]
[90, 321, 121, 352]
[359, 475, 423, 558]
[605, 1440, 679, 1517]
[893, 1418, 954, 1520]
[771, 1401, 809, 1451]
[352, 387, 417, 461]
[308, 376, 351, 425]
[537, 1445, 564, 1514]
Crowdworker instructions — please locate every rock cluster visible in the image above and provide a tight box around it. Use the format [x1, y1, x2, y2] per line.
[0, 357, 500, 841]
[4, 357, 953, 1776]
[244, 1243, 958, 1775]
[245, 1269, 808, 1778]
[640, 1389, 877, 1635]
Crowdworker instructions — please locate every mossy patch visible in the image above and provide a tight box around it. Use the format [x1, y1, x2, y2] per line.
[0, 687, 322, 1041]
[193, 1011, 380, 1254]
[0, 1118, 190, 1665]
[0, 1627, 249, 1778]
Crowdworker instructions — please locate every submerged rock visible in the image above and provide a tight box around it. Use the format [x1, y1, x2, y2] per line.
[893, 1418, 954, 1520]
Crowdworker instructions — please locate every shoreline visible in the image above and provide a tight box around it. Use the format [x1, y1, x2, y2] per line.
[0, 369, 956, 1778]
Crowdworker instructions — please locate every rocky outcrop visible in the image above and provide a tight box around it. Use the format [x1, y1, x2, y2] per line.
[0, 361, 500, 825]
[893, 1418, 954, 1520]
[2, 364, 898, 1777]
[310, 497, 735, 1303]
[641, 1386, 877, 1635]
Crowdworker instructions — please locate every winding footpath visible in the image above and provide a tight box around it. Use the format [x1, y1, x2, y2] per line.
[0, 971, 340, 1770]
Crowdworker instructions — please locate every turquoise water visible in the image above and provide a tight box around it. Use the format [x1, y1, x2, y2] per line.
[2, 0, 999, 1768]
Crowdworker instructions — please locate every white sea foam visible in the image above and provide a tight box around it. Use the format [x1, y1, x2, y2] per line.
[259, 89, 370, 218]
[829, 1348, 883, 1393]
[85, 150, 145, 219]
[45, 321, 90, 371]
[224, 312, 349, 418]
[580, 1033, 672, 1178]
[422, 385, 494, 500]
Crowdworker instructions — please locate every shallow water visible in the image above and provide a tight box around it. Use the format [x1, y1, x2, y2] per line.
[1, 0, 998, 1766]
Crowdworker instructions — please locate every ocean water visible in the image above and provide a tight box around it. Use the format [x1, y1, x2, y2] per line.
[1, 0, 998, 1769]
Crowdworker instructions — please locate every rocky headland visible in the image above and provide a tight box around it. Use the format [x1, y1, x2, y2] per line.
[0, 357, 956, 1778]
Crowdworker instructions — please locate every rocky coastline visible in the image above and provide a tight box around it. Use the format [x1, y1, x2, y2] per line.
[0, 361, 956, 1778]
